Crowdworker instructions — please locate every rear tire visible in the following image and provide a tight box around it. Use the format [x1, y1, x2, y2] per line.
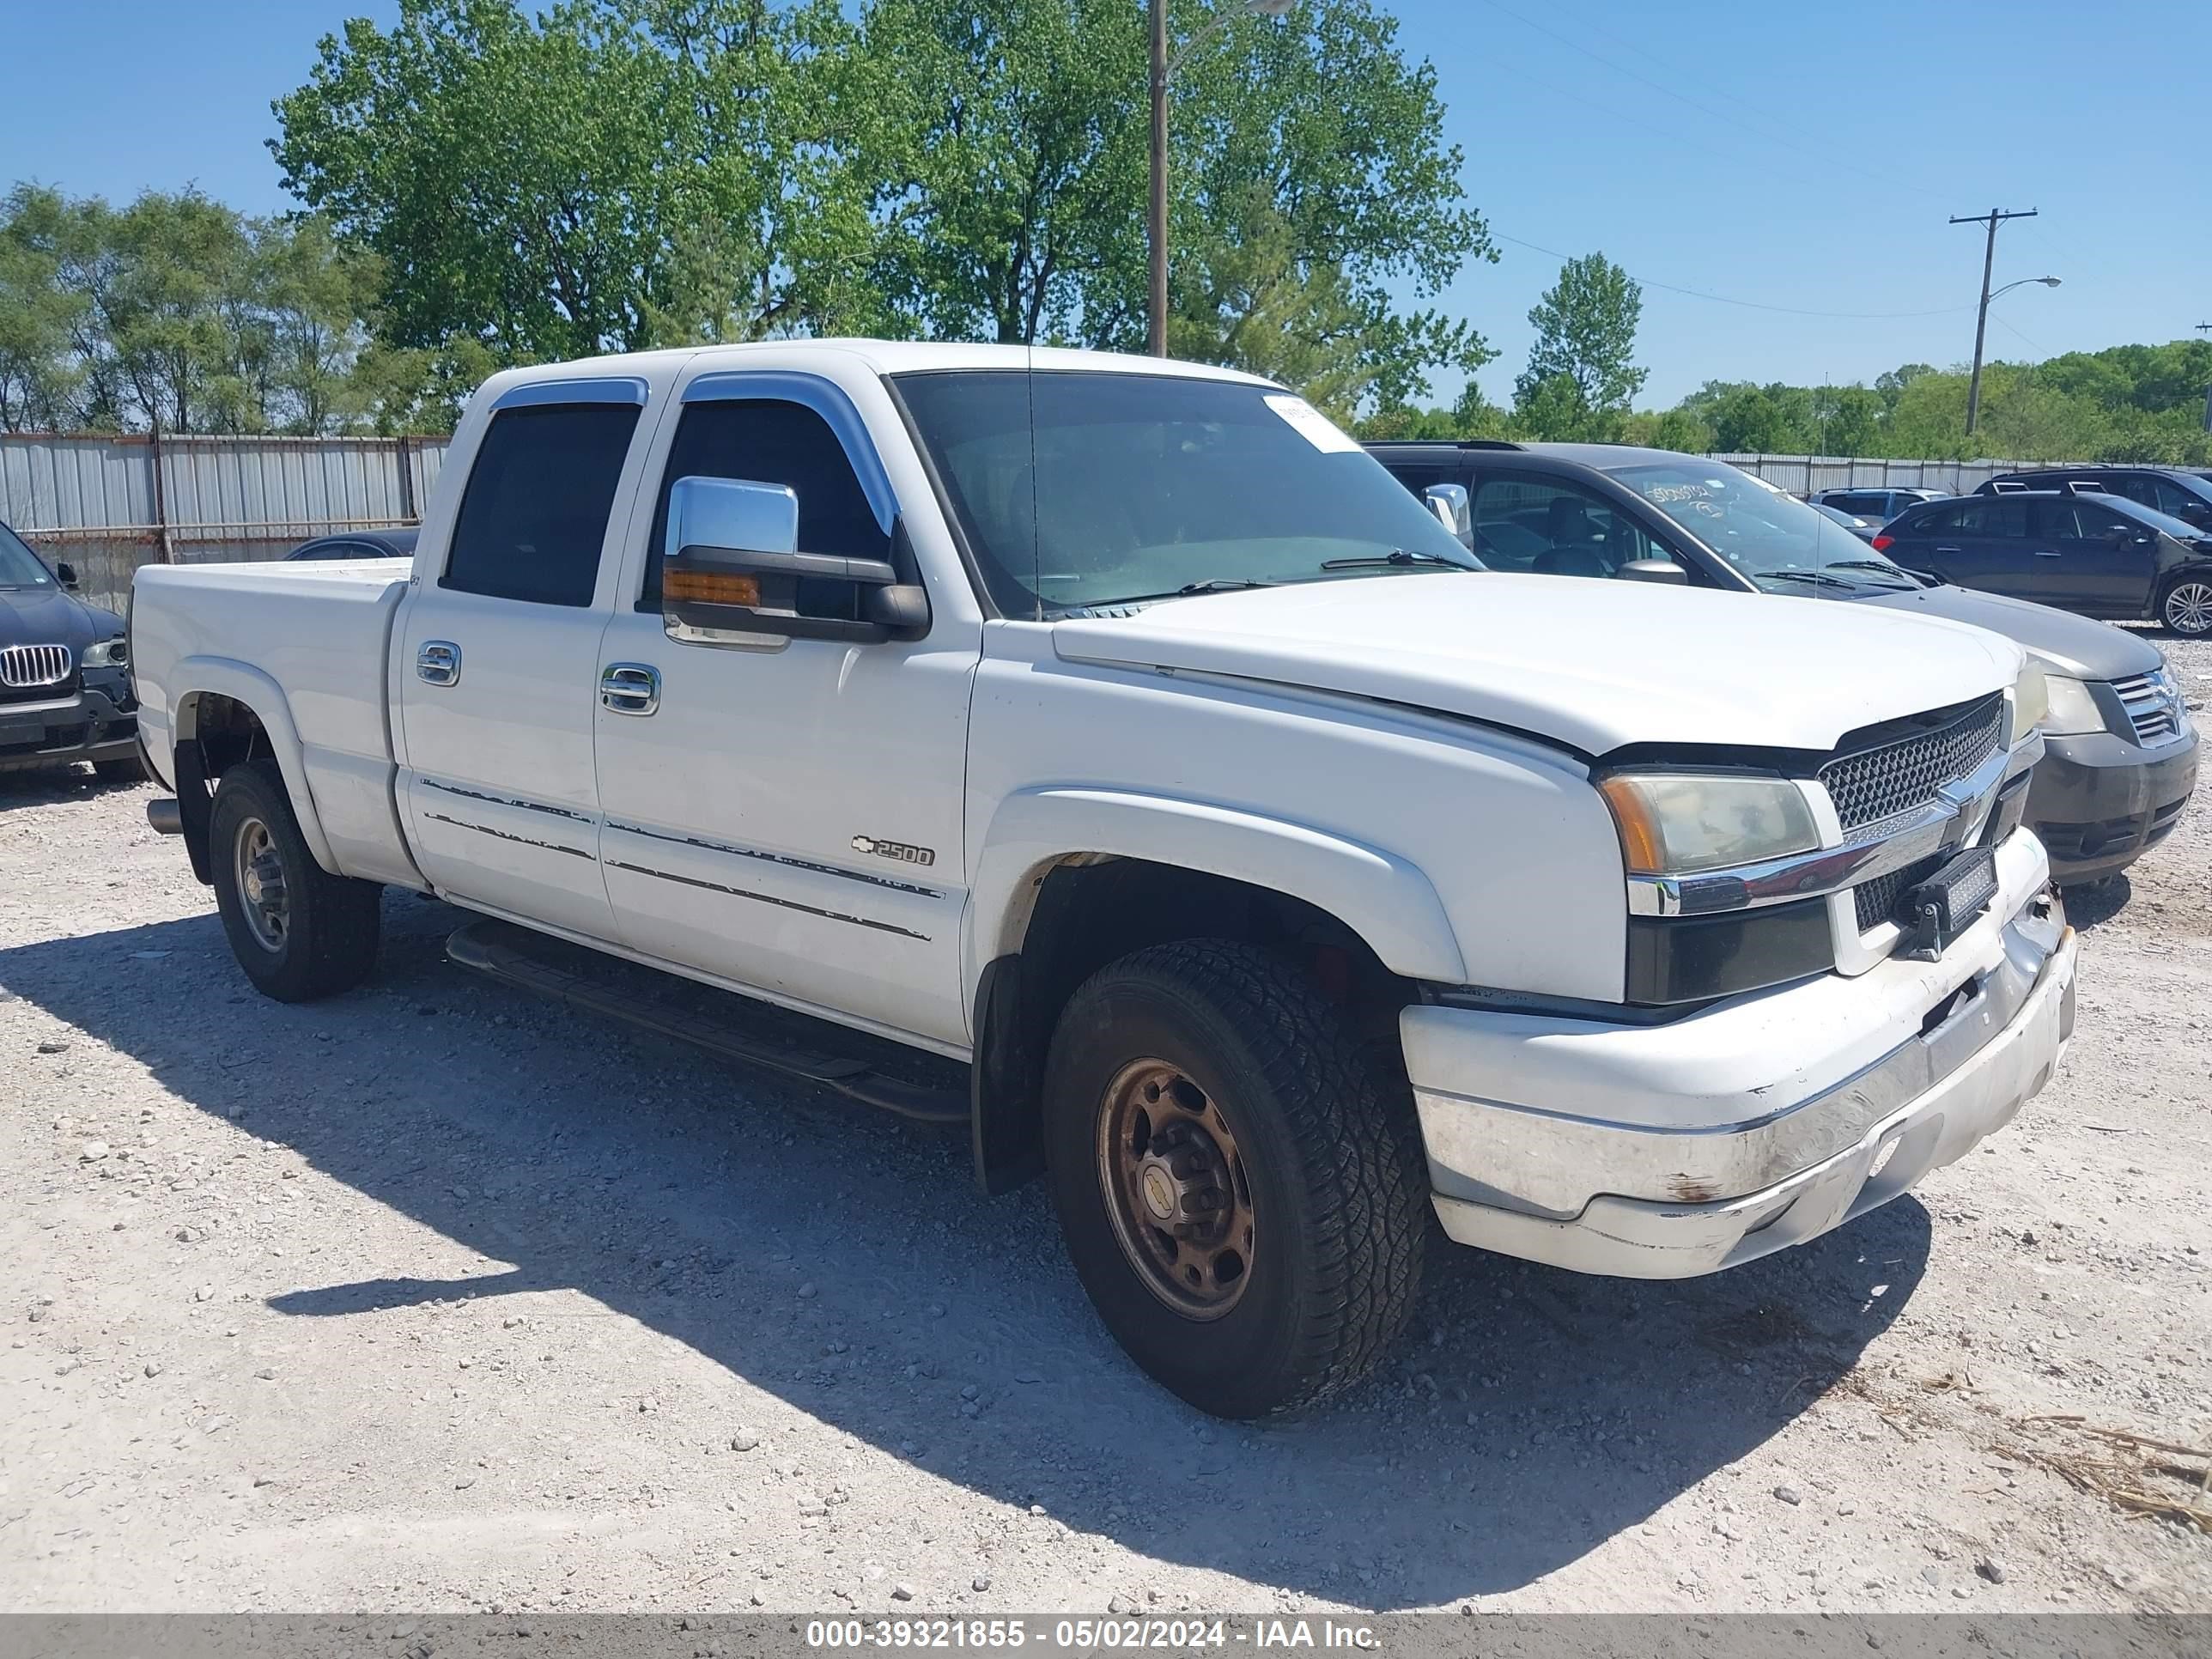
[209, 758, 382, 1001]
[1042, 939, 1428, 1418]
[2161, 575, 2212, 637]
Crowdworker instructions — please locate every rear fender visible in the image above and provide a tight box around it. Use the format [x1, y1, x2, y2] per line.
[171, 658, 339, 876]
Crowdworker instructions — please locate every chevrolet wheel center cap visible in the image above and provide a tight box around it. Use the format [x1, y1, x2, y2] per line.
[1141, 1165, 1177, 1221]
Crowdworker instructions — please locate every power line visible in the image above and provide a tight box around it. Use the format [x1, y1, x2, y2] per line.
[1494, 233, 1973, 320]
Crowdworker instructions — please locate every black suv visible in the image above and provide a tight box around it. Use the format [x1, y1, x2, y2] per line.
[1808, 486, 1949, 524]
[1367, 441, 2198, 885]
[1977, 467, 2212, 534]
[1881, 487, 2212, 637]
[0, 519, 143, 782]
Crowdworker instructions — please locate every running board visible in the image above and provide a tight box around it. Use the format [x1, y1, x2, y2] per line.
[445, 918, 969, 1126]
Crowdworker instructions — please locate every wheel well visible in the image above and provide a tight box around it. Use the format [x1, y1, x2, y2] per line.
[969, 856, 1413, 1194]
[172, 693, 277, 884]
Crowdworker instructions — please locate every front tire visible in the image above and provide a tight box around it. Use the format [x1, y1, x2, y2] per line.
[1042, 940, 1428, 1418]
[209, 759, 382, 1001]
[2161, 575, 2212, 637]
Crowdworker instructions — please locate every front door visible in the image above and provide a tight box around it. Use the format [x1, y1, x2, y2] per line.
[591, 370, 976, 1048]
[2032, 498, 2161, 616]
[396, 383, 652, 942]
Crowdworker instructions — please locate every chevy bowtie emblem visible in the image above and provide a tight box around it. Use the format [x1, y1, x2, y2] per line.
[852, 835, 936, 867]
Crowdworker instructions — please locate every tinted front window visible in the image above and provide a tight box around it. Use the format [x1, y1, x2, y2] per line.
[895, 371, 1476, 614]
[443, 403, 642, 606]
[0, 521, 56, 588]
[1470, 475, 1675, 575]
[1609, 459, 1914, 590]
[642, 399, 890, 613]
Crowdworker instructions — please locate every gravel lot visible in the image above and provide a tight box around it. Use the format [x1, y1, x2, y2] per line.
[4, 635, 2209, 1618]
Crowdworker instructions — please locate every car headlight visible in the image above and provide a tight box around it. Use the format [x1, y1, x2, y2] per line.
[1596, 772, 1821, 876]
[80, 636, 128, 669]
[2040, 673, 2106, 737]
[2011, 662, 2048, 740]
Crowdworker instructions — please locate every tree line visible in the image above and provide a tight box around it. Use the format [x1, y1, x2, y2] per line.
[3, 0, 2206, 465]
[1363, 252, 2212, 466]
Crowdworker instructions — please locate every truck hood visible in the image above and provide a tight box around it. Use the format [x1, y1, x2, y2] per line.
[1050, 573, 2023, 757]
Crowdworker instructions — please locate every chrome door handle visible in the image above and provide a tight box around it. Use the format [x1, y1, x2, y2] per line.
[600, 662, 661, 716]
[416, 641, 461, 685]
[1934, 545, 1963, 554]
[2032, 550, 2063, 558]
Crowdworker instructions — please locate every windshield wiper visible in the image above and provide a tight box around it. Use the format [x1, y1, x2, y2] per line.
[1080, 577, 1279, 606]
[1758, 569, 1857, 590]
[1823, 558, 1927, 587]
[1317, 548, 1479, 572]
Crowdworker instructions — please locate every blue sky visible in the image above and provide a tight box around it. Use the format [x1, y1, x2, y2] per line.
[7, 0, 2208, 407]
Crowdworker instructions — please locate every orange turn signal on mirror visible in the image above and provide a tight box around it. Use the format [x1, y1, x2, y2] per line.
[1595, 774, 1667, 876]
[664, 568, 761, 607]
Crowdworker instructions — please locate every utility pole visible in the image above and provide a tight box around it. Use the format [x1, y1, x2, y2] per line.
[1949, 207, 2037, 440]
[2198, 324, 2211, 434]
[1147, 0, 1170, 357]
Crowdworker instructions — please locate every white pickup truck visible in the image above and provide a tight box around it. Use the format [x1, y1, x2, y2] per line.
[130, 342, 2076, 1418]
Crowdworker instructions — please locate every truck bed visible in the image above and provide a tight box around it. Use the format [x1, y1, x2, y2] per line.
[131, 558, 418, 887]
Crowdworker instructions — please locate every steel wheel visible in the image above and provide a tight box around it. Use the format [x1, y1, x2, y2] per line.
[232, 815, 289, 953]
[1096, 1058, 1255, 1320]
[2165, 580, 2212, 636]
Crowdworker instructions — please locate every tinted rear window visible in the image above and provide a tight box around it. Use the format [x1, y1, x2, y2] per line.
[443, 404, 642, 606]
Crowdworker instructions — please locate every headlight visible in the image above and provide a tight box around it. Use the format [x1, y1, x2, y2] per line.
[81, 636, 128, 669]
[1596, 772, 1821, 876]
[2011, 662, 2048, 739]
[2041, 674, 2106, 737]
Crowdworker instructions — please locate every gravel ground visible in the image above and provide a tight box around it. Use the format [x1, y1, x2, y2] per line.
[3, 635, 2209, 1618]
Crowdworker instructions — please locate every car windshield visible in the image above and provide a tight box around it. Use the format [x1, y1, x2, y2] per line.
[893, 369, 1481, 614]
[0, 521, 57, 589]
[1609, 460, 1919, 590]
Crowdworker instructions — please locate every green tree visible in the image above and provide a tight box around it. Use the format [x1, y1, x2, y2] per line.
[1512, 252, 1645, 441]
[0, 185, 87, 429]
[271, 0, 872, 363]
[858, 0, 1491, 412]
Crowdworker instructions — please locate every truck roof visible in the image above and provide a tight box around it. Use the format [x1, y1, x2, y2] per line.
[489, 338, 1279, 387]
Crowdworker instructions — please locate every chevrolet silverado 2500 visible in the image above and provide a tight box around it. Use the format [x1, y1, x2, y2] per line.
[130, 343, 2076, 1418]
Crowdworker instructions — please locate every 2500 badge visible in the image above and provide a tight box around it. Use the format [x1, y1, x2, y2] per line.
[851, 835, 936, 868]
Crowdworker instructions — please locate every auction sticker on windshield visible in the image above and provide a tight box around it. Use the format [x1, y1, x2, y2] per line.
[1262, 394, 1362, 453]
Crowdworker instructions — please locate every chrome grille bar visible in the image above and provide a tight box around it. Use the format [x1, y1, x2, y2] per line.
[0, 643, 73, 689]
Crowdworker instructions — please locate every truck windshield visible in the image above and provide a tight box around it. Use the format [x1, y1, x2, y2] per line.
[0, 521, 58, 589]
[1609, 460, 1920, 592]
[894, 369, 1480, 615]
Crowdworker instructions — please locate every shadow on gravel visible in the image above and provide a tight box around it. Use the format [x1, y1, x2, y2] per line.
[0, 765, 143, 809]
[2, 896, 1928, 1607]
[2059, 876, 2133, 931]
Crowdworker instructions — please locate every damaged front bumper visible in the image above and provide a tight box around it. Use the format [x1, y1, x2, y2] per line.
[1402, 828, 2074, 1279]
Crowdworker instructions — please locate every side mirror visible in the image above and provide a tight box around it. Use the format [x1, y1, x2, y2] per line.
[54, 561, 78, 590]
[1423, 483, 1472, 544]
[1615, 558, 1688, 586]
[661, 475, 927, 644]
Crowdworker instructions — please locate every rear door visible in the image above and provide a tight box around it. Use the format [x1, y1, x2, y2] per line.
[1904, 497, 2039, 599]
[394, 379, 657, 942]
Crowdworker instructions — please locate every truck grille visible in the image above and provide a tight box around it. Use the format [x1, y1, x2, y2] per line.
[2109, 671, 2182, 747]
[1853, 854, 1941, 933]
[0, 643, 74, 691]
[1819, 693, 2005, 836]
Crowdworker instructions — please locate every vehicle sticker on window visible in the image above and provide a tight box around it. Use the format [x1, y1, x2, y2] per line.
[1262, 394, 1362, 454]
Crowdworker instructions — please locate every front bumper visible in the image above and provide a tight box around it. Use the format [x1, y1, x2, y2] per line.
[1404, 829, 2074, 1279]
[0, 680, 139, 773]
[2029, 726, 2197, 884]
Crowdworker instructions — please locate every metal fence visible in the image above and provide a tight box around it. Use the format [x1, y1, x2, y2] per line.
[1, 432, 452, 613]
[1710, 453, 2092, 496]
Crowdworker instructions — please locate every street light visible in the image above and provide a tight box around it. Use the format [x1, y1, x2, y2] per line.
[1963, 274, 2059, 439]
[1149, 0, 1297, 357]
